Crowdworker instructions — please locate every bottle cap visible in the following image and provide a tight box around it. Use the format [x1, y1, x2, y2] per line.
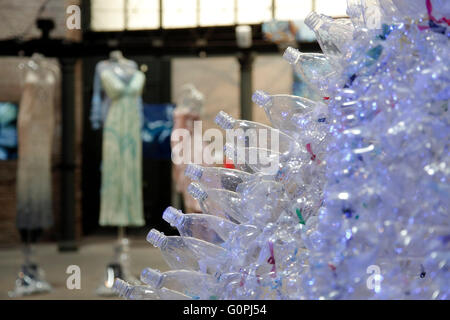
[162, 206, 185, 227]
[187, 182, 208, 201]
[283, 47, 301, 65]
[113, 278, 131, 298]
[252, 90, 272, 108]
[146, 229, 167, 248]
[140, 268, 163, 289]
[215, 111, 236, 130]
[185, 164, 204, 180]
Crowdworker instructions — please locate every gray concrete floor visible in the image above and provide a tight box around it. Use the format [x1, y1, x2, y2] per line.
[0, 236, 169, 300]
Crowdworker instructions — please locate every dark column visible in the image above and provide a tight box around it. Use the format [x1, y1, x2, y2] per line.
[237, 51, 255, 121]
[58, 57, 78, 252]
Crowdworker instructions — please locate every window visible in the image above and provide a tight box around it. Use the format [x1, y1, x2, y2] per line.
[127, 0, 159, 30]
[91, 0, 125, 31]
[275, 0, 312, 21]
[237, 0, 272, 24]
[91, 0, 160, 31]
[162, 0, 197, 29]
[199, 0, 235, 27]
[91, 0, 349, 31]
[315, 0, 348, 17]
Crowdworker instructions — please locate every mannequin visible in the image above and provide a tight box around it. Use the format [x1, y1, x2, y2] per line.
[9, 53, 60, 297]
[91, 50, 143, 129]
[91, 50, 146, 296]
[171, 84, 205, 213]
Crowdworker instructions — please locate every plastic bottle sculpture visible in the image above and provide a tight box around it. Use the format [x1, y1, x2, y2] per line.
[115, 0, 449, 300]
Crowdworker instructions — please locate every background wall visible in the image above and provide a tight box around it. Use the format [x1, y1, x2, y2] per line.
[172, 54, 292, 129]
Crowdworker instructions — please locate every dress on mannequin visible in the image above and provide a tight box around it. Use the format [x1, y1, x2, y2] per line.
[16, 54, 59, 233]
[96, 60, 146, 227]
[91, 52, 145, 295]
[9, 54, 58, 297]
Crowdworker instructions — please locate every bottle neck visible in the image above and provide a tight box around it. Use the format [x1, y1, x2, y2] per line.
[187, 183, 209, 202]
[147, 229, 169, 249]
[159, 237, 168, 250]
[305, 12, 328, 33]
[215, 111, 236, 130]
[141, 268, 164, 289]
[174, 215, 186, 229]
[185, 164, 204, 181]
[252, 90, 273, 111]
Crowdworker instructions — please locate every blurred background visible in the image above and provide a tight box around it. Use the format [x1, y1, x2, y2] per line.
[0, 0, 347, 299]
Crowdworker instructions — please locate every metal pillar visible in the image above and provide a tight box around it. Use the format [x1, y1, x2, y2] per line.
[58, 57, 78, 252]
[237, 51, 255, 121]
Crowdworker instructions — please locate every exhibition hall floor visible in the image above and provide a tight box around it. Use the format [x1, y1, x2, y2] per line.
[0, 236, 168, 300]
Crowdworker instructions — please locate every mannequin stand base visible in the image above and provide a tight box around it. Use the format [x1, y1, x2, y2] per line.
[8, 264, 52, 298]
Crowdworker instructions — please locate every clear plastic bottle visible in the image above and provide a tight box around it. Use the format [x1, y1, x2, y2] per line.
[215, 111, 301, 162]
[147, 229, 227, 275]
[187, 182, 247, 223]
[162, 206, 238, 246]
[223, 224, 260, 250]
[140, 268, 220, 300]
[304, 12, 355, 65]
[113, 278, 191, 300]
[276, 159, 325, 204]
[347, 0, 393, 29]
[283, 47, 343, 96]
[390, 0, 428, 22]
[185, 164, 252, 192]
[223, 143, 285, 176]
[252, 90, 329, 148]
[238, 180, 291, 225]
[146, 229, 202, 271]
[158, 287, 193, 300]
[252, 90, 317, 129]
[113, 278, 160, 300]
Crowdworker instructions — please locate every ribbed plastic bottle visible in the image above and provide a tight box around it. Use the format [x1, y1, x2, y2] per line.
[141, 268, 220, 300]
[147, 229, 227, 274]
[304, 11, 355, 65]
[146, 229, 202, 271]
[162, 206, 238, 246]
[187, 182, 247, 223]
[223, 143, 284, 176]
[283, 47, 343, 97]
[252, 90, 329, 150]
[185, 164, 252, 192]
[215, 111, 302, 162]
[113, 278, 191, 300]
